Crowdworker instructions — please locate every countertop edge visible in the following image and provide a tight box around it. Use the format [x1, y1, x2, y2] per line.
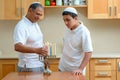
[0, 53, 120, 59]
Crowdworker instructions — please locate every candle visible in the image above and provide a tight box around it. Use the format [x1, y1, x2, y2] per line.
[44, 42, 50, 56]
[54, 43, 56, 56]
[50, 43, 52, 56]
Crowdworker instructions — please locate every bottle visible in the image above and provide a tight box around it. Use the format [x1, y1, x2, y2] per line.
[56, 0, 62, 6]
[68, 0, 73, 6]
[74, 0, 80, 5]
[45, 0, 50, 6]
[63, 0, 68, 6]
[50, 1, 56, 6]
[80, 0, 86, 5]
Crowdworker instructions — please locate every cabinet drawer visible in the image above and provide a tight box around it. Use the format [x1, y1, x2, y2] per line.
[90, 71, 116, 80]
[93, 65, 112, 70]
[47, 58, 59, 72]
[90, 58, 116, 70]
[95, 71, 112, 77]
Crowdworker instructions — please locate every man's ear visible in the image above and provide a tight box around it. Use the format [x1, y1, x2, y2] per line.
[28, 8, 32, 12]
[74, 16, 78, 20]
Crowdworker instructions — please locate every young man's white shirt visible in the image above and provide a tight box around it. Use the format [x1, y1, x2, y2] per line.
[59, 22, 93, 75]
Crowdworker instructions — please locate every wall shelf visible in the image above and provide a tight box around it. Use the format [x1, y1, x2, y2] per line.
[45, 5, 87, 8]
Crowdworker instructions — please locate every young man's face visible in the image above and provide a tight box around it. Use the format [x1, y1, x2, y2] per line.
[29, 7, 43, 22]
[63, 15, 77, 30]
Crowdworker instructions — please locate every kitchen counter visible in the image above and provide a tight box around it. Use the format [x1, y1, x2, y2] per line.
[0, 53, 120, 59]
[1, 72, 85, 80]
[91, 53, 120, 58]
[0, 53, 61, 59]
[0, 53, 18, 59]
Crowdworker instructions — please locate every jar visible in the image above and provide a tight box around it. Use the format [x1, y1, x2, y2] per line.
[74, 0, 80, 5]
[56, 0, 62, 6]
[63, 0, 68, 6]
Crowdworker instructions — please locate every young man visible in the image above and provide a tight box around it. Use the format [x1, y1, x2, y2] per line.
[13, 2, 48, 72]
[58, 7, 93, 75]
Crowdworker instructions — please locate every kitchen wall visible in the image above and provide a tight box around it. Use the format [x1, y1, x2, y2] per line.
[0, 7, 120, 56]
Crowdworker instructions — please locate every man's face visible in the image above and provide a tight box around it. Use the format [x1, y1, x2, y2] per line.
[30, 7, 43, 22]
[63, 15, 76, 30]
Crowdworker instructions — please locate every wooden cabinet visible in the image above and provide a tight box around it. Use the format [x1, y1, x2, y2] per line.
[0, 0, 87, 20]
[47, 58, 59, 72]
[0, 0, 44, 20]
[0, 0, 21, 20]
[88, 0, 120, 19]
[0, 58, 59, 80]
[0, 59, 18, 80]
[117, 59, 120, 80]
[90, 58, 116, 80]
[86, 62, 89, 80]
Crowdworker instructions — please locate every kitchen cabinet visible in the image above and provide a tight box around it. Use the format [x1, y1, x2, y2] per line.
[47, 58, 59, 72]
[0, 58, 59, 80]
[0, 0, 21, 20]
[86, 62, 89, 80]
[0, 59, 18, 80]
[90, 58, 116, 80]
[0, 0, 87, 20]
[88, 0, 120, 19]
[0, 0, 44, 20]
[117, 59, 120, 80]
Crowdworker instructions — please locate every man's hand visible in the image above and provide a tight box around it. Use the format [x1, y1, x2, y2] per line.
[36, 46, 48, 56]
[72, 69, 82, 75]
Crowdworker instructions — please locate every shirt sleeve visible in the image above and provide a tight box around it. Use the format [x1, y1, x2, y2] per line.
[82, 28, 93, 52]
[13, 24, 27, 45]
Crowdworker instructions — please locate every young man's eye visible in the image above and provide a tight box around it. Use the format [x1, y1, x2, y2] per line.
[66, 19, 70, 21]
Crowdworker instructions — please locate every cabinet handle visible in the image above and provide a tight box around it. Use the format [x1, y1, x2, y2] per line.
[109, 7, 112, 16]
[98, 72, 108, 76]
[118, 62, 120, 71]
[21, 0, 25, 16]
[97, 60, 108, 63]
[22, 8, 25, 16]
[114, 6, 117, 16]
[17, 8, 20, 17]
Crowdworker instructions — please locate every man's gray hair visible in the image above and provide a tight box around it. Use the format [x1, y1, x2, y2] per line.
[29, 2, 44, 10]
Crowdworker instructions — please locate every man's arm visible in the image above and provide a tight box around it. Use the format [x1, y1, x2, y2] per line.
[73, 52, 92, 75]
[14, 42, 48, 56]
[79, 52, 92, 71]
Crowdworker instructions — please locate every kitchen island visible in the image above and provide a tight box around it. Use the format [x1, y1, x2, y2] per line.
[1, 72, 85, 80]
